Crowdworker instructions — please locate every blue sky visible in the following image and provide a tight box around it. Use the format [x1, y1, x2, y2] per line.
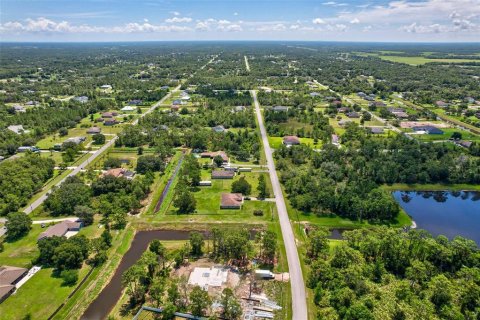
[1, 0, 479, 42]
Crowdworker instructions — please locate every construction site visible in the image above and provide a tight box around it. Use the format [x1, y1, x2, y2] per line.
[172, 259, 288, 320]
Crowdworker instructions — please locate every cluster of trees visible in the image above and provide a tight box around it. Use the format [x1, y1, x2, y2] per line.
[305, 227, 480, 319]
[265, 107, 334, 143]
[173, 155, 200, 214]
[43, 173, 152, 228]
[210, 227, 252, 265]
[275, 131, 480, 221]
[0, 154, 54, 215]
[122, 234, 245, 319]
[36, 228, 112, 285]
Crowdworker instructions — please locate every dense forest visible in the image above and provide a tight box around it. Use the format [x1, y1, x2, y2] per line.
[0, 154, 54, 215]
[306, 227, 480, 319]
[275, 129, 480, 221]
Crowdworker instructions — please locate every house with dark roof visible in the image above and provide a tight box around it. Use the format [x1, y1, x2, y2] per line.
[331, 134, 340, 146]
[211, 170, 235, 179]
[369, 127, 385, 134]
[346, 112, 360, 118]
[412, 125, 444, 134]
[0, 266, 28, 303]
[435, 100, 449, 108]
[220, 193, 243, 209]
[457, 140, 473, 149]
[74, 96, 89, 103]
[37, 220, 82, 241]
[200, 151, 229, 164]
[104, 119, 118, 126]
[369, 101, 386, 108]
[283, 136, 300, 146]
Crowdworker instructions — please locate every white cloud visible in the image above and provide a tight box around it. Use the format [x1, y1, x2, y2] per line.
[350, 18, 360, 24]
[312, 18, 326, 24]
[322, 1, 347, 7]
[0, 17, 192, 34]
[171, 11, 180, 16]
[165, 17, 192, 23]
[234, 12, 239, 16]
[400, 22, 444, 33]
[257, 23, 287, 32]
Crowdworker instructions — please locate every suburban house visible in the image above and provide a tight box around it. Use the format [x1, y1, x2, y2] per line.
[170, 105, 180, 111]
[211, 170, 235, 179]
[17, 146, 39, 153]
[104, 119, 118, 126]
[172, 99, 182, 106]
[393, 111, 409, 119]
[26, 101, 39, 106]
[102, 168, 136, 180]
[435, 100, 449, 108]
[412, 125, 444, 135]
[272, 106, 289, 112]
[100, 84, 112, 90]
[283, 135, 300, 146]
[73, 96, 89, 103]
[199, 181, 212, 186]
[63, 136, 86, 145]
[220, 193, 243, 209]
[37, 220, 82, 241]
[200, 151, 229, 164]
[0, 266, 28, 303]
[309, 92, 321, 97]
[369, 101, 386, 108]
[255, 269, 275, 280]
[121, 106, 136, 112]
[232, 105, 246, 112]
[101, 112, 117, 118]
[457, 140, 473, 149]
[338, 119, 352, 127]
[13, 105, 26, 113]
[369, 127, 385, 134]
[212, 125, 226, 133]
[87, 127, 101, 134]
[128, 99, 143, 105]
[338, 107, 350, 113]
[346, 112, 360, 118]
[160, 86, 169, 90]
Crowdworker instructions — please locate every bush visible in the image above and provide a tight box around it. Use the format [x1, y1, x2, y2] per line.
[60, 269, 78, 286]
[253, 210, 264, 216]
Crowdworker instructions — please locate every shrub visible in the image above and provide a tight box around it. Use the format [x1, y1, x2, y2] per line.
[253, 210, 264, 216]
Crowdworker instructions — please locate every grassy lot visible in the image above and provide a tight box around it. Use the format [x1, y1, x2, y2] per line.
[0, 224, 43, 267]
[409, 127, 480, 142]
[268, 136, 318, 149]
[155, 170, 276, 224]
[0, 267, 90, 320]
[356, 52, 479, 66]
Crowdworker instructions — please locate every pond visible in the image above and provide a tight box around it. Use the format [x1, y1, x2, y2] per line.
[81, 228, 258, 320]
[81, 230, 193, 320]
[393, 191, 480, 245]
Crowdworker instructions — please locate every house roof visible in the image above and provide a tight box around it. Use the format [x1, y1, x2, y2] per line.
[0, 284, 15, 301]
[412, 125, 444, 134]
[212, 125, 226, 132]
[369, 127, 384, 134]
[38, 221, 81, 240]
[102, 112, 114, 118]
[283, 136, 300, 144]
[221, 193, 243, 207]
[212, 170, 235, 178]
[7, 125, 27, 134]
[272, 106, 289, 112]
[87, 127, 101, 134]
[200, 151, 229, 162]
[0, 266, 28, 285]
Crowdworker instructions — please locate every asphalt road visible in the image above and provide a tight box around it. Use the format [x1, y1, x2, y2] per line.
[23, 85, 181, 215]
[251, 90, 308, 320]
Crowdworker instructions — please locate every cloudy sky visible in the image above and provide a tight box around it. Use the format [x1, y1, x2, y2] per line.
[1, 0, 479, 42]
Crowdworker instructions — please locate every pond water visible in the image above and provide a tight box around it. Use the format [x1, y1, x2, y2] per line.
[393, 191, 480, 244]
[81, 230, 193, 320]
[81, 229, 257, 320]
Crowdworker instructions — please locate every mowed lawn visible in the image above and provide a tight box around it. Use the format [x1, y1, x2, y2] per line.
[409, 127, 480, 142]
[268, 136, 318, 149]
[0, 267, 90, 320]
[0, 220, 103, 320]
[159, 170, 277, 223]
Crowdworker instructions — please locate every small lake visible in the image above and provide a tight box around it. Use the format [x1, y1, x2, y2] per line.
[393, 191, 480, 245]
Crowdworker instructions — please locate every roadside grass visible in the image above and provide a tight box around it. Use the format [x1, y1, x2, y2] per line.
[267, 136, 318, 149]
[410, 127, 480, 142]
